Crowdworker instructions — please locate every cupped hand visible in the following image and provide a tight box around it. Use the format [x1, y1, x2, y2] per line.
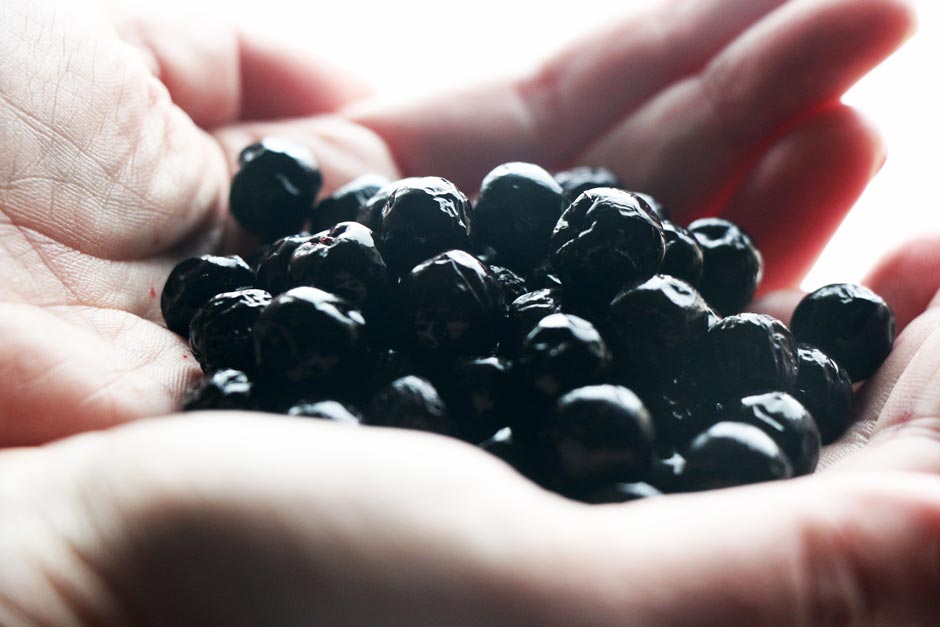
[6, 0, 940, 625]
[0, 0, 909, 444]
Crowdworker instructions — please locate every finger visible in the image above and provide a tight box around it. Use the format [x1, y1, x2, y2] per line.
[11, 416, 940, 626]
[569, 472, 940, 626]
[578, 0, 914, 223]
[345, 0, 793, 190]
[824, 305, 940, 473]
[862, 236, 940, 333]
[111, 8, 373, 129]
[0, 303, 194, 446]
[722, 104, 885, 293]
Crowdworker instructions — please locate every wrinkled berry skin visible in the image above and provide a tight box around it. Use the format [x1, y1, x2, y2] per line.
[683, 422, 794, 490]
[790, 283, 895, 382]
[607, 275, 711, 374]
[579, 481, 662, 504]
[794, 345, 854, 444]
[286, 399, 361, 423]
[503, 289, 564, 355]
[699, 313, 799, 398]
[403, 250, 506, 356]
[488, 265, 529, 304]
[660, 221, 704, 287]
[254, 287, 367, 385]
[189, 288, 272, 373]
[230, 138, 323, 240]
[554, 166, 624, 203]
[289, 222, 390, 311]
[473, 162, 566, 272]
[183, 369, 255, 411]
[162, 255, 256, 336]
[633, 192, 666, 221]
[379, 177, 472, 275]
[729, 392, 821, 476]
[437, 357, 516, 443]
[255, 234, 313, 296]
[357, 177, 420, 232]
[311, 174, 390, 232]
[542, 384, 655, 489]
[551, 188, 665, 306]
[364, 375, 457, 436]
[518, 313, 611, 400]
[689, 218, 763, 315]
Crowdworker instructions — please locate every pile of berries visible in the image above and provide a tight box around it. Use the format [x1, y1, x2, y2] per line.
[161, 138, 896, 503]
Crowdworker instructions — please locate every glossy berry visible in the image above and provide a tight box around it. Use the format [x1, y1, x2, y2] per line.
[790, 283, 896, 382]
[286, 399, 361, 423]
[607, 275, 711, 373]
[473, 162, 567, 272]
[551, 188, 665, 306]
[402, 250, 506, 356]
[255, 234, 313, 295]
[356, 177, 420, 232]
[254, 287, 367, 385]
[660, 221, 704, 287]
[689, 218, 762, 315]
[580, 481, 662, 504]
[518, 313, 611, 400]
[378, 177, 472, 275]
[633, 192, 667, 221]
[699, 313, 799, 398]
[793, 345, 854, 444]
[488, 264, 529, 304]
[230, 138, 323, 240]
[542, 384, 655, 489]
[364, 375, 457, 436]
[683, 422, 794, 490]
[289, 222, 390, 311]
[183, 369, 255, 411]
[728, 392, 821, 476]
[311, 173, 390, 232]
[503, 289, 564, 355]
[437, 357, 516, 443]
[189, 288, 272, 373]
[554, 165, 624, 203]
[161, 255, 256, 336]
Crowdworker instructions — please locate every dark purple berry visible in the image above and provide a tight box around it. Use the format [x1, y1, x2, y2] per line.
[790, 283, 895, 382]
[230, 138, 322, 240]
[161, 255, 255, 336]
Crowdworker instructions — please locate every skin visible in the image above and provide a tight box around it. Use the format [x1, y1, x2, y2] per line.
[1, 0, 939, 624]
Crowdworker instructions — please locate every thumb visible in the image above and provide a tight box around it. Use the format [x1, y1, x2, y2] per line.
[554, 472, 940, 626]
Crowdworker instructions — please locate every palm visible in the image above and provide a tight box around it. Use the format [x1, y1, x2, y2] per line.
[0, 0, 910, 451]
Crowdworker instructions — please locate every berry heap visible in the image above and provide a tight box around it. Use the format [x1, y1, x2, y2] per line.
[162, 139, 896, 503]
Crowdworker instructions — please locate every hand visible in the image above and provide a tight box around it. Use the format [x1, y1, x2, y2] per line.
[0, 0, 908, 445]
[3, 1, 938, 625]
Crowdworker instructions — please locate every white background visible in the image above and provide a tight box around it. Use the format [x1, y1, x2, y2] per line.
[121, 0, 940, 290]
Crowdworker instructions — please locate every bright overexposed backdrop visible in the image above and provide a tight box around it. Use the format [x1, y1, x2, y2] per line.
[118, 0, 940, 290]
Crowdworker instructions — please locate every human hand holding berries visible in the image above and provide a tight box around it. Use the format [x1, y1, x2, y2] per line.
[3, 0, 940, 625]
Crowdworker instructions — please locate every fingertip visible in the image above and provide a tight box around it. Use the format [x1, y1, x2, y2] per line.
[863, 236, 940, 333]
[723, 104, 886, 293]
